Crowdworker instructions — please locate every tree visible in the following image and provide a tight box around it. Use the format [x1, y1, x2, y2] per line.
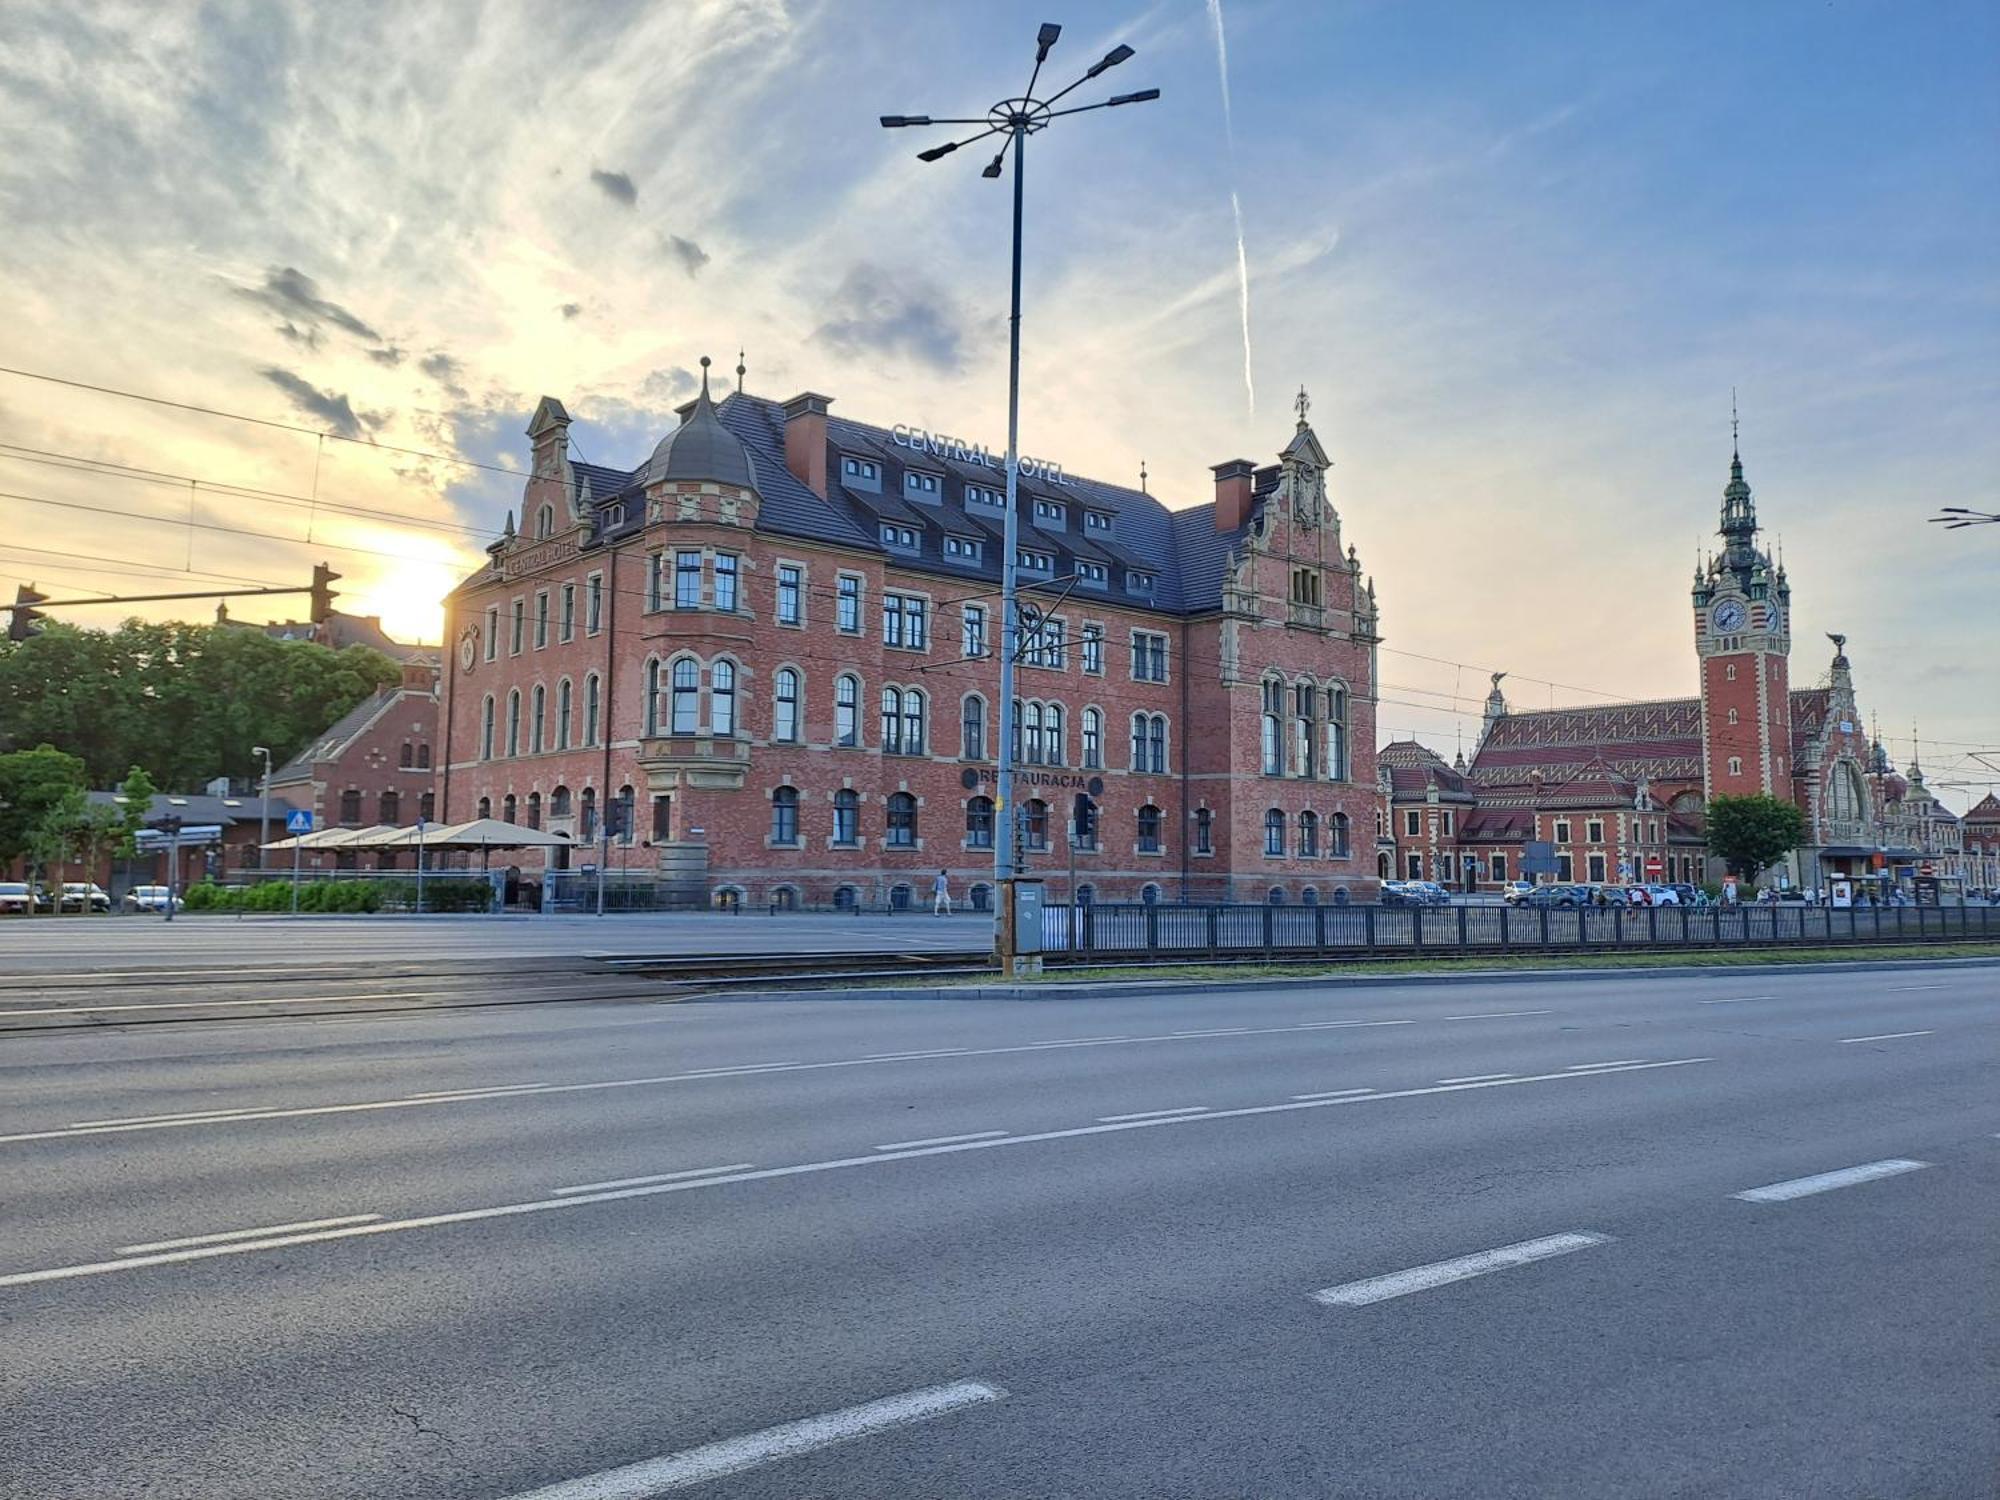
[0, 621, 399, 788]
[115, 766, 158, 856]
[0, 744, 88, 868]
[1705, 793, 1807, 882]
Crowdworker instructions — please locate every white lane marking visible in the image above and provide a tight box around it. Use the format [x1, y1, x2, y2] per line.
[1836, 1030, 1935, 1044]
[1732, 1159, 1931, 1203]
[1565, 1060, 1648, 1070]
[1312, 1232, 1611, 1308]
[1291, 1088, 1374, 1101]
[861, 1049, 972, 1061]
[405, 1084, 546, 1100]
[1097, 1105, 1209, 1122]
[116, 1214, 382, 1256]
[1436, 1073, 1513, 1085]
[1887, 984, 1948, 992]
[0, 990, 462, 1019]
[1168, 1027, 1252, 1037]
[1442, 1010, 1553, 1021]
[70, 1105, 266, 1128]
[0, 1015, 1434, 1148]
[0, 1058, 1710, 1292]
[873, 1131, 1009, 1151]
[502, 1381, 1005, 1498]
[1021, 1035, 1132, 1045]
[553, 1164, 757, 1195]
[1700, 995, 1775, 1005]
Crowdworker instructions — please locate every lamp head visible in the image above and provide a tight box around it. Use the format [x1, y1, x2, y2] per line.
[1087, 42, 1135, 77]
[1036, 22, 1061, 60]
[916, 141, 959, 163]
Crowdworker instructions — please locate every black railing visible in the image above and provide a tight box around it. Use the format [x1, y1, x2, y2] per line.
[1042, 901, 1998, 959]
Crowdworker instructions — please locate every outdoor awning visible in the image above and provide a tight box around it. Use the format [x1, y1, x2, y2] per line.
[399, 818, 572, 851]
[260, 824, 397, 851]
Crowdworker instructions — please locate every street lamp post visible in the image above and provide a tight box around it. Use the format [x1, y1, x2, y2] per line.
[884, 21, 1158, 967]
[252, 745, 272, 872]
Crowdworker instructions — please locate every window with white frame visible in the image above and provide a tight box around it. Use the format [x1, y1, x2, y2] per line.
[1081, 623, 1104, 674]
[510, 599, 525, 653]
[504, 690, 520, 755]
[1126, 570, 1156, 594]
[841, 455, 881, 489]
[480, 695, 495, 759]
[904, 471, 941, 500]
[1034, 500, 1067, 526]
[965, 483, 1003, 507]
[670, 660, 699, 735]
[709, 660, 736, 736]
[584, 673, 600, 746]
[834, 674, 860, 747]
[880, 686, 925, 755]
[773, 668, 801, 743]
[534, 591, 550, 648]
[645, 554, 665, 612]
[484, 606, 499, 661]
[1084, 509, 1112, 534]
[713, 553, 739, 612]
[1076, 561, 1107, 586]
[559, 583, 576, 642]
[1132, 631, 1168, 682]
[961, 604, 987, 659]
[837, 575, 861, 633]
[1017, 548, 1052, 572]
[585, 574, 603, 635]
[1081, 707, 1102, 768]
[1406, 809, 1422, 837]
[1293, 682, 1317, 777]
[674, 550, 702, 609]
[883, 593, 927, 650]
[880, 524, 918, 551]
[943, 535, 983, 562]
[777, 564, 803, 626]
[1130, 713, 1166, 774]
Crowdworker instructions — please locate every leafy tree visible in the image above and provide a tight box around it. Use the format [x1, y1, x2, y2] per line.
[0, 622, 398, 788]
[115, 766, 158, 856]
[1705, 793, 1807, 882]
[0, 744, 88, 867]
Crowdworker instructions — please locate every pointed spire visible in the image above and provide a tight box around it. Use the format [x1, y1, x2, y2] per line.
[697, 354, 713, 404]
[1139, 458, 1148, 495]
[501, 508, 516, 539]
[1720, 391, 1756, 541]
[735, 347, 747, 394]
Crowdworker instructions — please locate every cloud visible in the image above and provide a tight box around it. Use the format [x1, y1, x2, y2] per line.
[663, 234, 710, 277]
[590, 168, 637, 206]
[559, 302, 583, 320]
[277, 321, 321, 350]
[234, 266, 380, 342]
[641, 366, 698, 401]
[811, 263, 967, 374]
[368, 345, 405, 366]
[419, 351, 463, 383]
[258, 367, 378, 440]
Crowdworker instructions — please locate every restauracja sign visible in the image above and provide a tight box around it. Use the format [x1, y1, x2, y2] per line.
[891, 424, 1070, 487]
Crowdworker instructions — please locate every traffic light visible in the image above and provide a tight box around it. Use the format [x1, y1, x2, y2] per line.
[309, 563, 341, 625]
[1072, 791, 1097, 842]
[7, 584, 47, 643]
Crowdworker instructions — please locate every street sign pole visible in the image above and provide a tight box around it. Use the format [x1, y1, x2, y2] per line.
[596, 828, 609, 917]
[284, 807, 314, 914]
[415, 817, 427, 915]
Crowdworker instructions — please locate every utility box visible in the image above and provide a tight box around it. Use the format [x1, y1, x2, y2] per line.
[1012, 880, 1045, 954]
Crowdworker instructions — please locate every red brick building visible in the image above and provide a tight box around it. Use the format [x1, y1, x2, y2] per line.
[1963, 795, 2000, 890]
[1383, 442, 1941, 893]
[436, 369, 1383, 909]
[267, 658, 440, 864]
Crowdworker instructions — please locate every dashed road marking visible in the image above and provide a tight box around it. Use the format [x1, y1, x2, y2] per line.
[116, 1214, 381, 1256]
[1837, 1030, 1934, 1044]
[1732, 1159, 1930, 1203]
[1313, 1232, 1611, 1307]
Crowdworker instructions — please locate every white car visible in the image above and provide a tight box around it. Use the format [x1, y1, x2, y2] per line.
[125, 885, 174, 912]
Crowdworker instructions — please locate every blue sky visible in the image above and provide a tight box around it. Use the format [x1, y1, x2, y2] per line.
[0, 0, 1993, 803]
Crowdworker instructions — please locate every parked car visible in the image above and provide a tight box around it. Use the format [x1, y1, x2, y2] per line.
[1644, 884, 1682, 906]
[1377, 880, 1413, 906]
[125, 884, 174, 912]
[1409, 881, 1453, 906]
[1500, 881, 1536, 906]
[1521, 884, 1587, 909]
[59, 882, 112, 913]
[0, 882, 39, 915]
[1668, 883, 1703, 906]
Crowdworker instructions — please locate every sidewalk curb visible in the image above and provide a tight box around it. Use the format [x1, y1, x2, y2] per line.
[682, 953, 2000, 1005]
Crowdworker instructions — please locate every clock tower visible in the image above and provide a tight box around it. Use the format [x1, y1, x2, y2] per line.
[1693, 434, 1792, 802]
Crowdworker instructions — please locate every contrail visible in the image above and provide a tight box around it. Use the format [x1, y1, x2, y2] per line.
[1207, 0, 1254, 417]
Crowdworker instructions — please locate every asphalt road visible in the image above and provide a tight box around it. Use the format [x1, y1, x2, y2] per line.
[3, 962, 1996, 1498]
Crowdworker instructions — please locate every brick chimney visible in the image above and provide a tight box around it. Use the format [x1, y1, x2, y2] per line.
[783, 392, 833, 497]
[1211, 458, 1254, 532]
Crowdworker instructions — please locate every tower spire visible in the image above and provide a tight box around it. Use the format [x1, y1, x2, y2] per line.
[1719, 391, 1756, 546]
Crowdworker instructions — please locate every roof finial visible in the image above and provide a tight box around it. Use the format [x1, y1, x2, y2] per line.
[735, 347, 746, 393]
[1139, 458, 1148, 495]
[1295, 385, 1311, 427]
[1731, 386, 1739, 458]
[698, 354, 712, 401]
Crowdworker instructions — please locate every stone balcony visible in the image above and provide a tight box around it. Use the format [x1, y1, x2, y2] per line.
[636, 733, 750, 791]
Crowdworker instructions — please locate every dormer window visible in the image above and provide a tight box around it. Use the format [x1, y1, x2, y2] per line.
[904, 471, 941, 502]
[602, 502, 625, 529]
[1017, 548, 1053, 572]
[842, 456, 882, 492]
[881, 524, 919, 551]
[1034, 500, 1067, 526]
[943, 535, 983, 562]
[1077, 561, 1107, 586]
[1125, 569, 1156, 594]
[965, 484, 1004, 508]
[1084, 510, 1112, 533]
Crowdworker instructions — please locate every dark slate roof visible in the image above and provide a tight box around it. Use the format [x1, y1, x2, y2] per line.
[1470, 697, 1703, 786]
[85, 790, 304, 826]
[644, 375, 758, 492]
[1965, 794, 2000, 827]
[1379, 739, 1478, 801]
[546, 393, 1255, 615]
[269, 690, 397, 783]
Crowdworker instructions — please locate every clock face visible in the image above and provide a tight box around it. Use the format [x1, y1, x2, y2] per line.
[1711, 599, 1746, 633]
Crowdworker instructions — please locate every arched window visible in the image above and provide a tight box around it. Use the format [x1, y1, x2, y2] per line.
[966, 796, 995, 848]
[506, 690, 522, 757]
[710, 660, 737, 735]
[886, 791, 917, 847]
[903, 689, 926, 757]
[556, 679, 573, 749]
[1141, 883, 1161, 905]
[671, 659, 700, 734]
[834, 884, 859, 911]
[1082, 707, 1103, 769]
[970, 882, 993, 912]
[1829, 762, 1866, 822]
[1727, 707, 1740, 726]
[523, 790, 540, 829]
[580, 787, 597, 839]
[772, 885, 799, 911]
[881, 688, 925, 755]
[418, 790, 435, 822]
[1330, 811, 1351, 858]
[1045, 703, 1065, 766]
[1293, 682, 1317, 777]
[1024, 701, 1045, 764]
[771, 786, 800, 844]
[617, 785, 635, 845]
[480, 696, 496, 760]
[1075, 883, 1095, 906]
[530, 685, 546, 753]
[1728, 756, 1743, 776]
[417, 743, 431, 769]
[399, 741, 414, 769]
[1147, 714, 1166, 774]
[1130, 713, 1146, 771]
[835, 675, 861, 747]
[1299, 809, 1320, 857]
[773, 668, 801, 743]
[832, 788, 859, 845]
[644, 660, 662, 736]
[535, 503, 554, 539]
[379, 789, 399, 824]
[584, 674, 601, 747]
[1137, 803, 1162, 852]
[501, 793, 517, 824]
[1024, 798, 1049, 849]
[477, 795, 491, 820]
[1377, 851, 1391, 880]
[1325, 685, 1349, 781]
[1195, 806, 1213, 854]
[1261, 678, 1283, 774]
[1302, 886, 1320, 906]
[1264, 807, 1286, 855]
[550, 785, 571, 817]
[889, 883, 913, 912]
[1268, 886, 1286, 906]
[961, 695, 986, 760]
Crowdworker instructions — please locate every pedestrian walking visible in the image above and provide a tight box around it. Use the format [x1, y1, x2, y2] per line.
[932, 868, 952, 916]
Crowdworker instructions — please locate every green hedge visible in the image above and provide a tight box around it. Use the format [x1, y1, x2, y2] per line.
[179, 878, 492, 914]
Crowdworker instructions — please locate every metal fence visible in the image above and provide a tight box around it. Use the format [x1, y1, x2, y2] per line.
[1042, 900, 1999, 959]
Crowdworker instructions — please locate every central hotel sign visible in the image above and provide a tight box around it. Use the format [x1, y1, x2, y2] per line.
[890, 424, 1070, 487]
